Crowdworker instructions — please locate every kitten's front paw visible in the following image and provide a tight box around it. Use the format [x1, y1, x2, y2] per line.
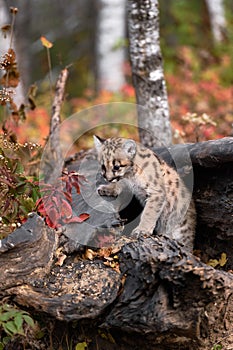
[97, 184, 118, 197]
[131, 228, 151, 239]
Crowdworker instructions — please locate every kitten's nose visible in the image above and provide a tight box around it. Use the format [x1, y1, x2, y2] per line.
[105, 172, 119, 182]
[105, 173, 113, 182]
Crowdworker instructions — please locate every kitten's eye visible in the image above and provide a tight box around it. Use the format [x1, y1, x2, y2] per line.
[101, 164, 106, 173]
[113, 164, 120, 171]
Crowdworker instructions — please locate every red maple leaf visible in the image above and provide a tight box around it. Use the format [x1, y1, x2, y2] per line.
[36, 171, 89, 229]
[63, 213, 90, 224]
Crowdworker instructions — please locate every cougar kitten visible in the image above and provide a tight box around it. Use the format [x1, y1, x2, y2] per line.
[94, 136, 196, 251]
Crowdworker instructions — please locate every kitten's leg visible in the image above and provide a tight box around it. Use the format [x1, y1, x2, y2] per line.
[132, 191, 166, 238]
[174, 200, 196, 251]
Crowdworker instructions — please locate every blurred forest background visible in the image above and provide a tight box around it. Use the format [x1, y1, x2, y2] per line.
[1, 0, 233, 147]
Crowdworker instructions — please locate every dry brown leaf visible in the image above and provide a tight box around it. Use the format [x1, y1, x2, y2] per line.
[55, 253, 67, 266]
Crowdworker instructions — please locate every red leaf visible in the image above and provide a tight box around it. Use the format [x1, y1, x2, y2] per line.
[65, 180, 72, 195]
[20, 217, 28, 224]
[37, 195, 55, 217]
[46, 207, 60, 228]
[71, 180, 80, 194]
[78, 213, 89, 221]
[60, 199, 72, 218]
[63, 191, 72, 202]
[36, 197, 43, 207]
[46, 216, 58, 229]
[51, 195, 61, 210]
[37, 203, 47, 216]
[64, 213, 89, 224]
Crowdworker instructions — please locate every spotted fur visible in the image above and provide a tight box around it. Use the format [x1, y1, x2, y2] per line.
[94, 136, 196, 251]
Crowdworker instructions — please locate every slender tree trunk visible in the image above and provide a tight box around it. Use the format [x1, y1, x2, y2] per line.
[127, 0, 172, 148]
[13, 0, 32, 93]
[96, 0, 126, 92]
[205, 0, 227, 43]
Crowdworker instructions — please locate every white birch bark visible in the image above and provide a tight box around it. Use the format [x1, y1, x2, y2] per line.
[205, 0, 227, 43]
[127, 0, 172, 148]
[96, 0, 126, 92]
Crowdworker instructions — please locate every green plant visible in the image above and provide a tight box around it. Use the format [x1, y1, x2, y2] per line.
[0, 303, 35, 339]
[0, 136, 41, 238]
[0, 336, 10, 350]
[212, 344, 223, 350]
[75, 342, 88, 350]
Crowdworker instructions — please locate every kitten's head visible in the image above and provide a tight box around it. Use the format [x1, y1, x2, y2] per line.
[94, 136, 137, 182]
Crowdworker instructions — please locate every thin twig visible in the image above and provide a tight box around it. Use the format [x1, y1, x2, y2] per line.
[9, 8, 17, 49]
[46, 47, 53, 98]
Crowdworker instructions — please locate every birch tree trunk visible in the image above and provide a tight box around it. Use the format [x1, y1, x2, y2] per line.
[96, 0, 126, 92]
[127, 0, 172, 148]
[205, 0, 227, 43]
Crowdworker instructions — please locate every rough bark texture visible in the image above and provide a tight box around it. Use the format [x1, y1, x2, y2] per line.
[42, 68, 68, 183]
[127, 0, 172, 148]
[0, 214, 58, 288]
[1, 137, 233, 349]
[155, 137, 233, 270]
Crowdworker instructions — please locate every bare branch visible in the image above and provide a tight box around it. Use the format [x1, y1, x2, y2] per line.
[43, 68, 69, 182]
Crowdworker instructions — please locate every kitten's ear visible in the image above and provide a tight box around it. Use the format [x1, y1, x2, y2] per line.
[123, 139, 136, 159]
[93, 135, 105, 153]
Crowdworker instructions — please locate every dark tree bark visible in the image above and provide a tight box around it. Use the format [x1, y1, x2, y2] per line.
[127, 0, 172, 148]
[0, 137, 233, 349]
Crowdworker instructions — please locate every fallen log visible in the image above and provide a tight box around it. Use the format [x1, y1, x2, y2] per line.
[155, 137, 233, 267]
[0, 137, 233, 350]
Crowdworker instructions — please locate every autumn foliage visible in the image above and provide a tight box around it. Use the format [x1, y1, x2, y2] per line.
[36, 171, 89, 229]
[14, 45, 233, 147]
[166, 47, 233, 142]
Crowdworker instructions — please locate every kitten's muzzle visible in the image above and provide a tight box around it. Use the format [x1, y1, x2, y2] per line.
[106, 175, 120, 182]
